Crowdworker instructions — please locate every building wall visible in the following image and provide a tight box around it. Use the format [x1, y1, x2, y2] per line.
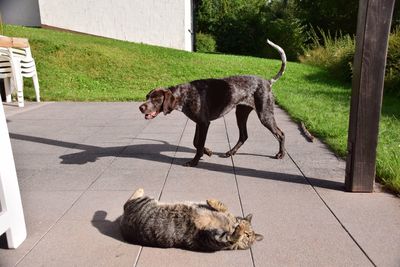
[37, 0, 193, 51]
[0, 0, 41, 27]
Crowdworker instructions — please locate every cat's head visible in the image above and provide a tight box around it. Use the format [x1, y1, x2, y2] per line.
[232, 214, 264, 250]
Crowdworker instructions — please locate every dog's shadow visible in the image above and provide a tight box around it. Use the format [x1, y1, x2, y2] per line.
[91, 211, 126, 242]
[9, 133, 344, 191]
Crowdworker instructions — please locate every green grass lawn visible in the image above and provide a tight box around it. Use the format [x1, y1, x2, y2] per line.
[4, 25, 400, 194]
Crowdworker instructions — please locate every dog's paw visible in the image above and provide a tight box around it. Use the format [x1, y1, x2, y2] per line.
[221, 151, 233, 158]
[275, 151, 285, 159]
[183, 159, 199, 167]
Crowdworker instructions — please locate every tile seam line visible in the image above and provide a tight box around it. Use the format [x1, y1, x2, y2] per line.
[286, 151, 376, 267]
[4, 102, 54, 118]
[157, 117, 188, 201]
[14, 115, 152, 266]
[223, 116, 256, 267]
[134, 118, 188, 267]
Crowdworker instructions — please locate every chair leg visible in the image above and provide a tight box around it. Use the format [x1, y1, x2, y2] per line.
[16, 76, 24, 108]
[4, 77, 12, 103]
[32, 73, 40, 102]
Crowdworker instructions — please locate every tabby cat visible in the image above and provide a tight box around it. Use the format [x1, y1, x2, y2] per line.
[120, 188, 263, 252]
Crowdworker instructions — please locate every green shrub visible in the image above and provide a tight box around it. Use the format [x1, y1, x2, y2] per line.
[261, 17, 307, 61]
[386, 27, 400, 96]
[300, 29, 355, 82]
[301, 27, 400, 95]
[196, 32, 217, 53]
[195, 0, 306, 61]
[0, 13, 3, 35]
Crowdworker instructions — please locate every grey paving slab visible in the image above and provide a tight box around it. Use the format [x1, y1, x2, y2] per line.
[16, 220, 139, 267]
[2, 102, 52, 117]
[136, 246, 253, 267]
[0, 191, 81, 266]
[19, 166, 103, 191]
[89, 167, 169, 192]
[61, 190, 132, 222]
[315, 189, 400, 267]
[1, 102, 399, 267]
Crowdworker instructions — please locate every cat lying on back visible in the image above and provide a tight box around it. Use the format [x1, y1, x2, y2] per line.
[120, 188, 263, 252]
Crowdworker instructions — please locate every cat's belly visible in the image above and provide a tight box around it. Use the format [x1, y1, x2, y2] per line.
[194, 212, 233, 232]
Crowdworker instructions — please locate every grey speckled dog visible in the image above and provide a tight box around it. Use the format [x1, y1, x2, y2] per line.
[120, 188, 263, 252]
[139, 40, 287, 167]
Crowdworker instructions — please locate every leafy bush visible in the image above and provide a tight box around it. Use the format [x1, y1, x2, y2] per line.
[300, 28, 355, 82]
[196, 32, 216, 53]
[300, 27, 400, 96]
[260, 14, 307, 61]
[195, 0, 306, 61]
[386, 27, 400, 96]
[293, 0, 359, 37]
[0, 12, 3, 35]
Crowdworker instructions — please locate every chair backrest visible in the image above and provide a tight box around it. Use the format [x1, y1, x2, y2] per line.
[0, 49, 13, 78]
[10, 47, 32, 59]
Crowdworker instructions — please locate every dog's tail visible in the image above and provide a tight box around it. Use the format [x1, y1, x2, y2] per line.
[267, 39, 287, 84]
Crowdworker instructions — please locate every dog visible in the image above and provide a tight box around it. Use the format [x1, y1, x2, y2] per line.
[139, 40, 286, 167]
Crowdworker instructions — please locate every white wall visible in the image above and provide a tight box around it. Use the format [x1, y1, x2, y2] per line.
[37, 0, 193, 51]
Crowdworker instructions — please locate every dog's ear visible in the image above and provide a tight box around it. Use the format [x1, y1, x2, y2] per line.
[162, 89, 177, 115]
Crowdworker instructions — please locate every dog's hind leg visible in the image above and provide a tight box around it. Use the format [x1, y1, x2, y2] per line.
[256, 109, 285, 159]
[223, 105, 253, 157]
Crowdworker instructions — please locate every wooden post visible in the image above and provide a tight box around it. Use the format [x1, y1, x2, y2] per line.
[345, 0, 396, 192]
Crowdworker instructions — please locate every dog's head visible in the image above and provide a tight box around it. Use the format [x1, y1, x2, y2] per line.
[139, 88, 177, 120]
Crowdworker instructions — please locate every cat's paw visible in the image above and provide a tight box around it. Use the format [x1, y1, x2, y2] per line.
[130, 188, 144, 200]
[206, 199, 228, 212]
[235, 221, 246, 235]
[204, 147, 213, 157]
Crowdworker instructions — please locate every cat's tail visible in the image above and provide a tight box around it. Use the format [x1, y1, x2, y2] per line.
[129, 188, 145, 200]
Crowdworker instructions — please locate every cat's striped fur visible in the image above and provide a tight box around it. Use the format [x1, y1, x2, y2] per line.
[120, 188, 263, 251]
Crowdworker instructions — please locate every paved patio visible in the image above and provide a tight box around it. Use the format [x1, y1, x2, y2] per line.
[1, 102, 399, 267]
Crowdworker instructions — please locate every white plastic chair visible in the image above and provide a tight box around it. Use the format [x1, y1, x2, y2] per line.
[0, 36, 40, 107]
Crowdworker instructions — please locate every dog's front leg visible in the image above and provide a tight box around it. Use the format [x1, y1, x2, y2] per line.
[193, 124, 213, 157]
[184, 121, 210, 167]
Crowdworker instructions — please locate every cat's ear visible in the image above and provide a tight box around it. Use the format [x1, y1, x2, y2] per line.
[244, 214, 253, 222]
[255, 233, 264, 241]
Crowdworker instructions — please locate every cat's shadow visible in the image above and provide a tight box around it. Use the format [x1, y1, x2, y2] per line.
[91, 210, 125, 242]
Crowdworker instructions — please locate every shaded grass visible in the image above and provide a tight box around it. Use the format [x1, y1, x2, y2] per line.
[4, 25, 400, 194]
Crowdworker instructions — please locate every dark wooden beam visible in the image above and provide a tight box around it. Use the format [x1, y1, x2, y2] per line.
[345, 0, 396, 192]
